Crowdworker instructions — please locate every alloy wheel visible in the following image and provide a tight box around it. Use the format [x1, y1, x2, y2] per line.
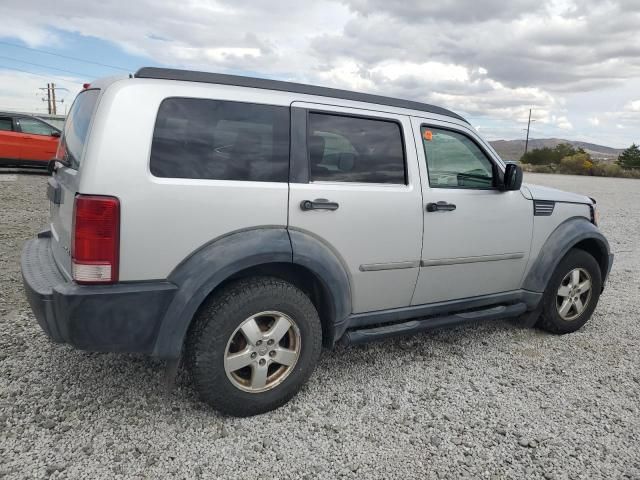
[556, 267, 593, 321]
[223, 311, 301, 393]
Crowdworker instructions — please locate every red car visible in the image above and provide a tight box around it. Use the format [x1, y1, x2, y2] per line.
[0, 112, 61, 168]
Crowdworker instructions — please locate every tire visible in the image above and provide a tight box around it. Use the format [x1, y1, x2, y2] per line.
[537, 248, 602, 334]
[186, 276, 322, 416]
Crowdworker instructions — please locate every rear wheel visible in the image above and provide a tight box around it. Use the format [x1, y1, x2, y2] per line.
[187, 277, 322, 416]
[537, 249, 602, 334]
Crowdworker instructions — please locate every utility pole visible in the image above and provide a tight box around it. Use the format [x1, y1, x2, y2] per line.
[47, 83, 52, 114]
[40, 84, 53, 114]
[524, 108, 532, 156]
[39, 84, 68, 115]
[51, 83, 57, 115]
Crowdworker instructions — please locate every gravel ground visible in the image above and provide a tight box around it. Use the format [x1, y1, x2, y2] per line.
[1, 171, 639, 479]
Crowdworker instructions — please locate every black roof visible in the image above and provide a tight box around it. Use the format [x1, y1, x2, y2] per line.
[134, 67, 467, 123]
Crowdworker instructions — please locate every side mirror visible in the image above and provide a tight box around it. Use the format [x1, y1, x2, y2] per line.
[503, 163, 523, 191]
[51, 131, 61, 138]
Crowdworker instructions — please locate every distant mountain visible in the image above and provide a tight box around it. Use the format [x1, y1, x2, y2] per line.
[489, 138, 624, 163]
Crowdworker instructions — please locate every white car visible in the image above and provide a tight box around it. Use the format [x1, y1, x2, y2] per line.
[21, 67, 613, 416]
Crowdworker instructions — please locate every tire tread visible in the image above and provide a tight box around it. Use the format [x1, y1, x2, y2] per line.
[186, 276, 322, 416]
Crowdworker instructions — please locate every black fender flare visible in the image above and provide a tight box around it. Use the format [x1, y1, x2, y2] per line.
[152, 228, 291, 358]
[152, 228, 352, 359]
[522, 217, 611, 293]
[288, 229, 352, 343]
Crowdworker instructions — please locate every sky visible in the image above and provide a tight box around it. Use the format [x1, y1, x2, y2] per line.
[1, 0, 639, 148]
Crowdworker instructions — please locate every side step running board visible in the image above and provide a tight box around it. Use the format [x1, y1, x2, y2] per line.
[342, 303, 527, 345]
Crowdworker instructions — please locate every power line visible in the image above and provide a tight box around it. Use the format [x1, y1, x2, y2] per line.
[0, 63, 83, 84]
[0, 54, 91, 77]
[0, 40, 131, 72]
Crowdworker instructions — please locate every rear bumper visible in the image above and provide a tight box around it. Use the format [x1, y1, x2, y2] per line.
[21, 234, 177, 353]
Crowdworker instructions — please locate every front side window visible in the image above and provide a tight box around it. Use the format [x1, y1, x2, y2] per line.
[308, 113, 406, 184]
[421, 127, 495, 189]
[18, 117, 56, 136]
[0, 117, 13, 131]
[150, 98, 289, 182]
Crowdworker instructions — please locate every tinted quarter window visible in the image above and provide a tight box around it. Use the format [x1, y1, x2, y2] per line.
[308, 113, 406, 184]
[150, 98, 289, 182]
[0, 117, 13, 131]
[421, 127, 495, 189]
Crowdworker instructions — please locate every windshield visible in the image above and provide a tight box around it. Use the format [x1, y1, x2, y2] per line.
[59, 89, 100, 169]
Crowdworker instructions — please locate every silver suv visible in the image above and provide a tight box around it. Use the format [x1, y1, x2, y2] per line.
[21, 67, 613, 416]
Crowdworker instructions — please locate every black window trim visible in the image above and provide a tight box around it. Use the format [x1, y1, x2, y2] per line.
[149, 96, 291, 183]
[305, 109, 409, 186]
[419, 123, 503, 191]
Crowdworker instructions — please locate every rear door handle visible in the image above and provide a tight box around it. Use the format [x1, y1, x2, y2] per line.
[300, 199, 339, 211]
[426, 201, 456, 212]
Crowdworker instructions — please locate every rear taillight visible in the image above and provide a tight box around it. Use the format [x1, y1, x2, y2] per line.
[72, 195, 120, 284]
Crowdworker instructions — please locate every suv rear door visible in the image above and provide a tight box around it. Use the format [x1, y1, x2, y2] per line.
[288, 103, 423, 313]
[49, 89, 101, 278]
[410, 117, 533, 305]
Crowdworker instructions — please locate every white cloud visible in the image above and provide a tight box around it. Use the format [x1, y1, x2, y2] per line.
[554, 116, 573, 130]
[1, 0, 640, 144]
[625, 100, 640, 112]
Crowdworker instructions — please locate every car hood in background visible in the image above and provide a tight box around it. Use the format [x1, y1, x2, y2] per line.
[522, 183, 593, 204]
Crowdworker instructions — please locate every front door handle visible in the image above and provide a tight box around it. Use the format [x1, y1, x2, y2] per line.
[426, 201, 456, 212]
[300, 199, 339, 211]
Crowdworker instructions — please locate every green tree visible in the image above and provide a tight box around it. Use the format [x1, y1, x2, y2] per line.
[617, 143, 640, 169]
[521, 143, 578, 165]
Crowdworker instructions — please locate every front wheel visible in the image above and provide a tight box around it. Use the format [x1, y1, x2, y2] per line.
[537, 249, 602, 334]
[186, 277, 322, 416]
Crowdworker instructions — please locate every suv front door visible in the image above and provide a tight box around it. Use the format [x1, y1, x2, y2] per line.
[410, 118, 533, 305]
[15, 116, 59, 162]
[288, 103, 423, 313]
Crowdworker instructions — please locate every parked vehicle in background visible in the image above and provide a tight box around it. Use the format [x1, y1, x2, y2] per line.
[0, 112, 61, 168]
[21, 68, 613, 416]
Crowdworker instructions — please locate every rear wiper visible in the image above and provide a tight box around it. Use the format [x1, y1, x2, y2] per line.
[47, 157, 71, 175]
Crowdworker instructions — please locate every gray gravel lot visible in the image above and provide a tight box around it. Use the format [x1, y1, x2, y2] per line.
[1, 171, 639, 479]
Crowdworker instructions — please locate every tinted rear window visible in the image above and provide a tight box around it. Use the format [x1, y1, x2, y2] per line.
[62, 89, 100, 169]
[150, 98, 289, 182]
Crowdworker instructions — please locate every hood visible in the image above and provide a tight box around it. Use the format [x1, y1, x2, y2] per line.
[522, 183, 593, 204]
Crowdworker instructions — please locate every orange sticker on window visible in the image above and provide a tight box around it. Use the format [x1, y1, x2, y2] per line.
[423, 130, 433, 141]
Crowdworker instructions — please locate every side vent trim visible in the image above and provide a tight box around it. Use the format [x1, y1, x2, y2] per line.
[534, 200, 555, 216]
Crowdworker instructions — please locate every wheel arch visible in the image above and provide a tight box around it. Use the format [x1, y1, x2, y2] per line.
[151, 228, 352, 359]
[523, 217, 611, 293]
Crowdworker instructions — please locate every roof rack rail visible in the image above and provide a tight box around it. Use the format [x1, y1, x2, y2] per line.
[134, 67, 467, 123]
